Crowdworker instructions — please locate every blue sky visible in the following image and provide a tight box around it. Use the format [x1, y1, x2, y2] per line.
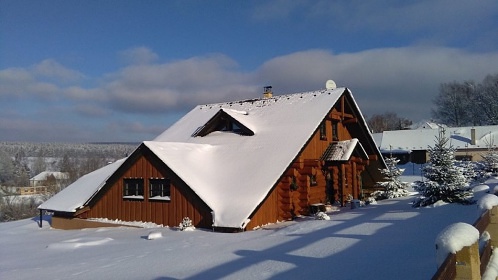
[1, 0, 497, 143]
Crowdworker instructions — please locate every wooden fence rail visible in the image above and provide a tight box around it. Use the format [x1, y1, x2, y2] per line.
[432, 209, 493, 280]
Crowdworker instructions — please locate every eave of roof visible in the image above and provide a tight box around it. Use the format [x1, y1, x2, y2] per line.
[38, 159, 126, 213]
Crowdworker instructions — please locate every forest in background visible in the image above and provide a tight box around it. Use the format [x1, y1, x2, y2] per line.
[0, 142, 138, 221]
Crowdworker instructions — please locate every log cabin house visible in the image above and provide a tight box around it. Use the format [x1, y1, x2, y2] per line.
[39, 86, 385, 232]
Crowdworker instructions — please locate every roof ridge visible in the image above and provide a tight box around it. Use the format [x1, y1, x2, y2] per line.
[198, 88, 344, 109]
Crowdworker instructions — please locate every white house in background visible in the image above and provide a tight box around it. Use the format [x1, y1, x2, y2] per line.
[373, 125, 498, 164]
[409, 121, 447, 130]
[30, 171, 69, 187]
[20, 171, 69, 195]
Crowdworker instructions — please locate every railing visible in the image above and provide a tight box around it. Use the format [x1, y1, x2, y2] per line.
[432, 253, 456, 280]
[432, 209, 494, 280]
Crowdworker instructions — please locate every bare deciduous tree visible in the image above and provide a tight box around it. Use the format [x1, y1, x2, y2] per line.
[478, 74, 498, 125]
[432, 81, 473, 126]
[432, 74, 498, 126]
[367, 112, 412, 133]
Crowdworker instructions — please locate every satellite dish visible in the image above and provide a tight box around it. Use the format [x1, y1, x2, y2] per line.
[325, 80, 337, 90]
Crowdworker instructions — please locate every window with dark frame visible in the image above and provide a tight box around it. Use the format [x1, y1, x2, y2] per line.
[149, 178, 171, 199]
[310, 174, 317, 186]
[319, 121, 327, 140]
[332, 122, 339, 141]
[456, 155, 473, 161]
[290, 175, 299, 191]
[123, 178, 144, 198]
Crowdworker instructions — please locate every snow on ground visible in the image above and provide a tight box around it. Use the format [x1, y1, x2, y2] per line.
[1, 176, 498, 280]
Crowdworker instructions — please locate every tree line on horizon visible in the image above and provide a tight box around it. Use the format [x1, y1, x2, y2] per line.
[0, 142, 137, 222]
[367, 73, 498, 132]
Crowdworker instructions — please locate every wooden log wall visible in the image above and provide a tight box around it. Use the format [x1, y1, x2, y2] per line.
[233, 94, 376, 229]
[245, 185, 279, 230]
[79, 152, 212, 228]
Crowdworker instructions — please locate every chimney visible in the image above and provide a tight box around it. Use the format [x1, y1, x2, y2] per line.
[263, 86, 273, 98]
[471, 128, 476, 145]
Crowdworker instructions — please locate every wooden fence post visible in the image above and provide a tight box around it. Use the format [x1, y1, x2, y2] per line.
[434, 223, 481, 280]
[486, 206, 498, 247]
[454, 241, 481, 280]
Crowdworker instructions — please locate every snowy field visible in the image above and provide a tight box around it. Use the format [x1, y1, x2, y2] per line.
[1, 176, 498, 280]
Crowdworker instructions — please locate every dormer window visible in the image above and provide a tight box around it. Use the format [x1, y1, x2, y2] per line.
[192, 109, 254, 137]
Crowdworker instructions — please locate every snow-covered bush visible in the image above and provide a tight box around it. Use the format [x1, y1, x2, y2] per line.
[179, 217, 195, 231]
[482, 151, 498, 174]
[413, 128, 474, 207]
[375, 156, 410, 199]
[459, 160, 479, 184]
[365, 196, 377, 205]
[314, 212, 330, 220]
[473, 161, 491, 183]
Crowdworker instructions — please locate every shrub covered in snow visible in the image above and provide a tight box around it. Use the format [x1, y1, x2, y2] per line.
[482, 150, 498, 174]
[459, 160, 479, 184]
[314, 212, 330, 220]
[179, 217, 195, 231]
[375, 156, 410, 199]
[365, 196, 378, 205]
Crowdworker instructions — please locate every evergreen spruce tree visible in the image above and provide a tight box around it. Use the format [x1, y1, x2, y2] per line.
[460, 159, 478, 184]
[413, 128, 474, 207]
[376, 155, 410, 199]
[482, 152, 498, 174]
[481, 135, 498, 175]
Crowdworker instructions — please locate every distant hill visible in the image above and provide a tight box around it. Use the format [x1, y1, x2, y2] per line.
[0, 142, 138, 158]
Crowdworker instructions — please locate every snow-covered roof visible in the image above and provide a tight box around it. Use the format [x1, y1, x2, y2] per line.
[40, 87, 379, 229]
[409, 121, 447, 130]
[30, 171, 69, 181]
[373, 125, 498, 153]
[321, 139, 367, 161]
[148, 87, 356, 228]
[38, 159, 126, 212]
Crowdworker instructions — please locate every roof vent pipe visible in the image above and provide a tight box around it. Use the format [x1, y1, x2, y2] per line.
[263, 86, 272, 98]
[471, 128, 476, 145]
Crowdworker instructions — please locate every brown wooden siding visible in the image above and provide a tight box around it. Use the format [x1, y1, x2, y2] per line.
[78, 147, 213, 228]
[247, 94, 377, 228]
[246, 184, 279, 230]
[236, 93, 378, 230]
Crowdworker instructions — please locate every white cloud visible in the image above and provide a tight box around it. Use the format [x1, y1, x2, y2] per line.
[2, 46, 497, 142]
[119, 47, 159, 65]
[257, 47, 498, 120]
[0, 67, 62, 100]
[103, 54, 257, 113]
[32, 59, 85, 82]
